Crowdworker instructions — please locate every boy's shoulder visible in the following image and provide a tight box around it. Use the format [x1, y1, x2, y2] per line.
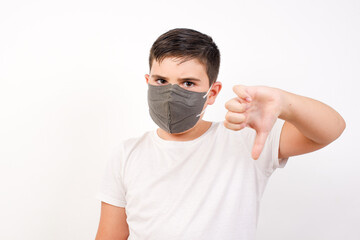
[114, 130, 153, 152]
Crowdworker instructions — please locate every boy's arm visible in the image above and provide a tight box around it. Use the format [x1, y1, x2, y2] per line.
[95, 202, 129, 240]
[224, 85, 346, 160]
[277, 90, 346, 161]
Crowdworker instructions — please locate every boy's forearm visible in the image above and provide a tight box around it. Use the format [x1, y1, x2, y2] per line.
[278, 89, 346, 145]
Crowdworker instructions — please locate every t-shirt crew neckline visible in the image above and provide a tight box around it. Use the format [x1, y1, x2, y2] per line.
[151, 122, 216, 147]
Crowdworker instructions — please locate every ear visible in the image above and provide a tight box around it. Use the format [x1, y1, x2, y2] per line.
[207, 81, 222, 105]
[145, 74, 150, 84]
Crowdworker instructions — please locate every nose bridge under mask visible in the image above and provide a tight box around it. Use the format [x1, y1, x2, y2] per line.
[169, 84, 207, 106]
[169, 84, 191, 99]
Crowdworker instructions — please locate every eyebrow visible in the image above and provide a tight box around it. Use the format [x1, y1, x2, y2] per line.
[151, 74, 201, 82]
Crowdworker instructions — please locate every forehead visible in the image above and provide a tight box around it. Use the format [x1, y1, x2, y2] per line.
[150, 57, 209, 82]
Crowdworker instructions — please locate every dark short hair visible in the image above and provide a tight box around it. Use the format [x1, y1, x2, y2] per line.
[149, 28, 221, 86]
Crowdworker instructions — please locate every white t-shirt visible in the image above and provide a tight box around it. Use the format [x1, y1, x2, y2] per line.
[96, 119, 289, 240]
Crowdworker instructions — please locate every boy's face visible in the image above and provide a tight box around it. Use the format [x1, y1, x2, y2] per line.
[145, 57, 211, 92]
[145, 56, 222, 134]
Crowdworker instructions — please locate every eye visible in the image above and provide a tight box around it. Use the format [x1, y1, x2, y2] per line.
[183, 81, 195, 88]
[156, 79, 167, 85]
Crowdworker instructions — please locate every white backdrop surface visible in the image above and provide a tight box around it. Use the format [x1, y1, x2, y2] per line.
[0, 0, 358, 239]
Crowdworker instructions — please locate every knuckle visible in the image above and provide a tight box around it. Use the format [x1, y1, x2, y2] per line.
[238, 104, 245, 112]
[234, 113, 245, 123]
[239, 114, 246, 122]
[235, 123, 246, 131]
[223, 121, 230, 129]
[224, 101, 231, 109]
[225, 112, 232, 122]
[234, 125, 242, 131]
[232, 125, 239, 131]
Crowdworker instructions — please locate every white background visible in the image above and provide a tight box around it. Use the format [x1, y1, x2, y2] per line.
[0, 0, 359, 239]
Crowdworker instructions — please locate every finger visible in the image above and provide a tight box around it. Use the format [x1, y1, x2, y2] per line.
[251, 131, 269, 160]
[223, 120, 247, 131]
[225, 98, 250, 113]
[225, 111, 246, 124]
[233, 85, 252, 102]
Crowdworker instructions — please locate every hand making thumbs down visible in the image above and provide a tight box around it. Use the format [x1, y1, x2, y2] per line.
[224, 85, 283, 160]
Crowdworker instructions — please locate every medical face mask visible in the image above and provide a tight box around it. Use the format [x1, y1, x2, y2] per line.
[147, 83, 213, 134]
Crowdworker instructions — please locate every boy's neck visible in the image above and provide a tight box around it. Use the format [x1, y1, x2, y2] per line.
[156, 120, 212, 141]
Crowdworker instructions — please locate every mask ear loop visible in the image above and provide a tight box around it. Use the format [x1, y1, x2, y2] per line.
[196, 83, 214, 117]
[203, 83, 213, 98]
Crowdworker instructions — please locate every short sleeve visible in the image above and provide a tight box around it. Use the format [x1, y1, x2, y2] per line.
[95, 142, 127, 207]
[270, 119, 289, 169]
[253, 119, 289, 177]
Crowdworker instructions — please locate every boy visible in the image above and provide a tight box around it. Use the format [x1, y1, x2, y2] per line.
[95, 28, 345, 240]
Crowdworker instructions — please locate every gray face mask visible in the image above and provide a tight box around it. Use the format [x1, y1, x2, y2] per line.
[147, 83, 213, 134]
